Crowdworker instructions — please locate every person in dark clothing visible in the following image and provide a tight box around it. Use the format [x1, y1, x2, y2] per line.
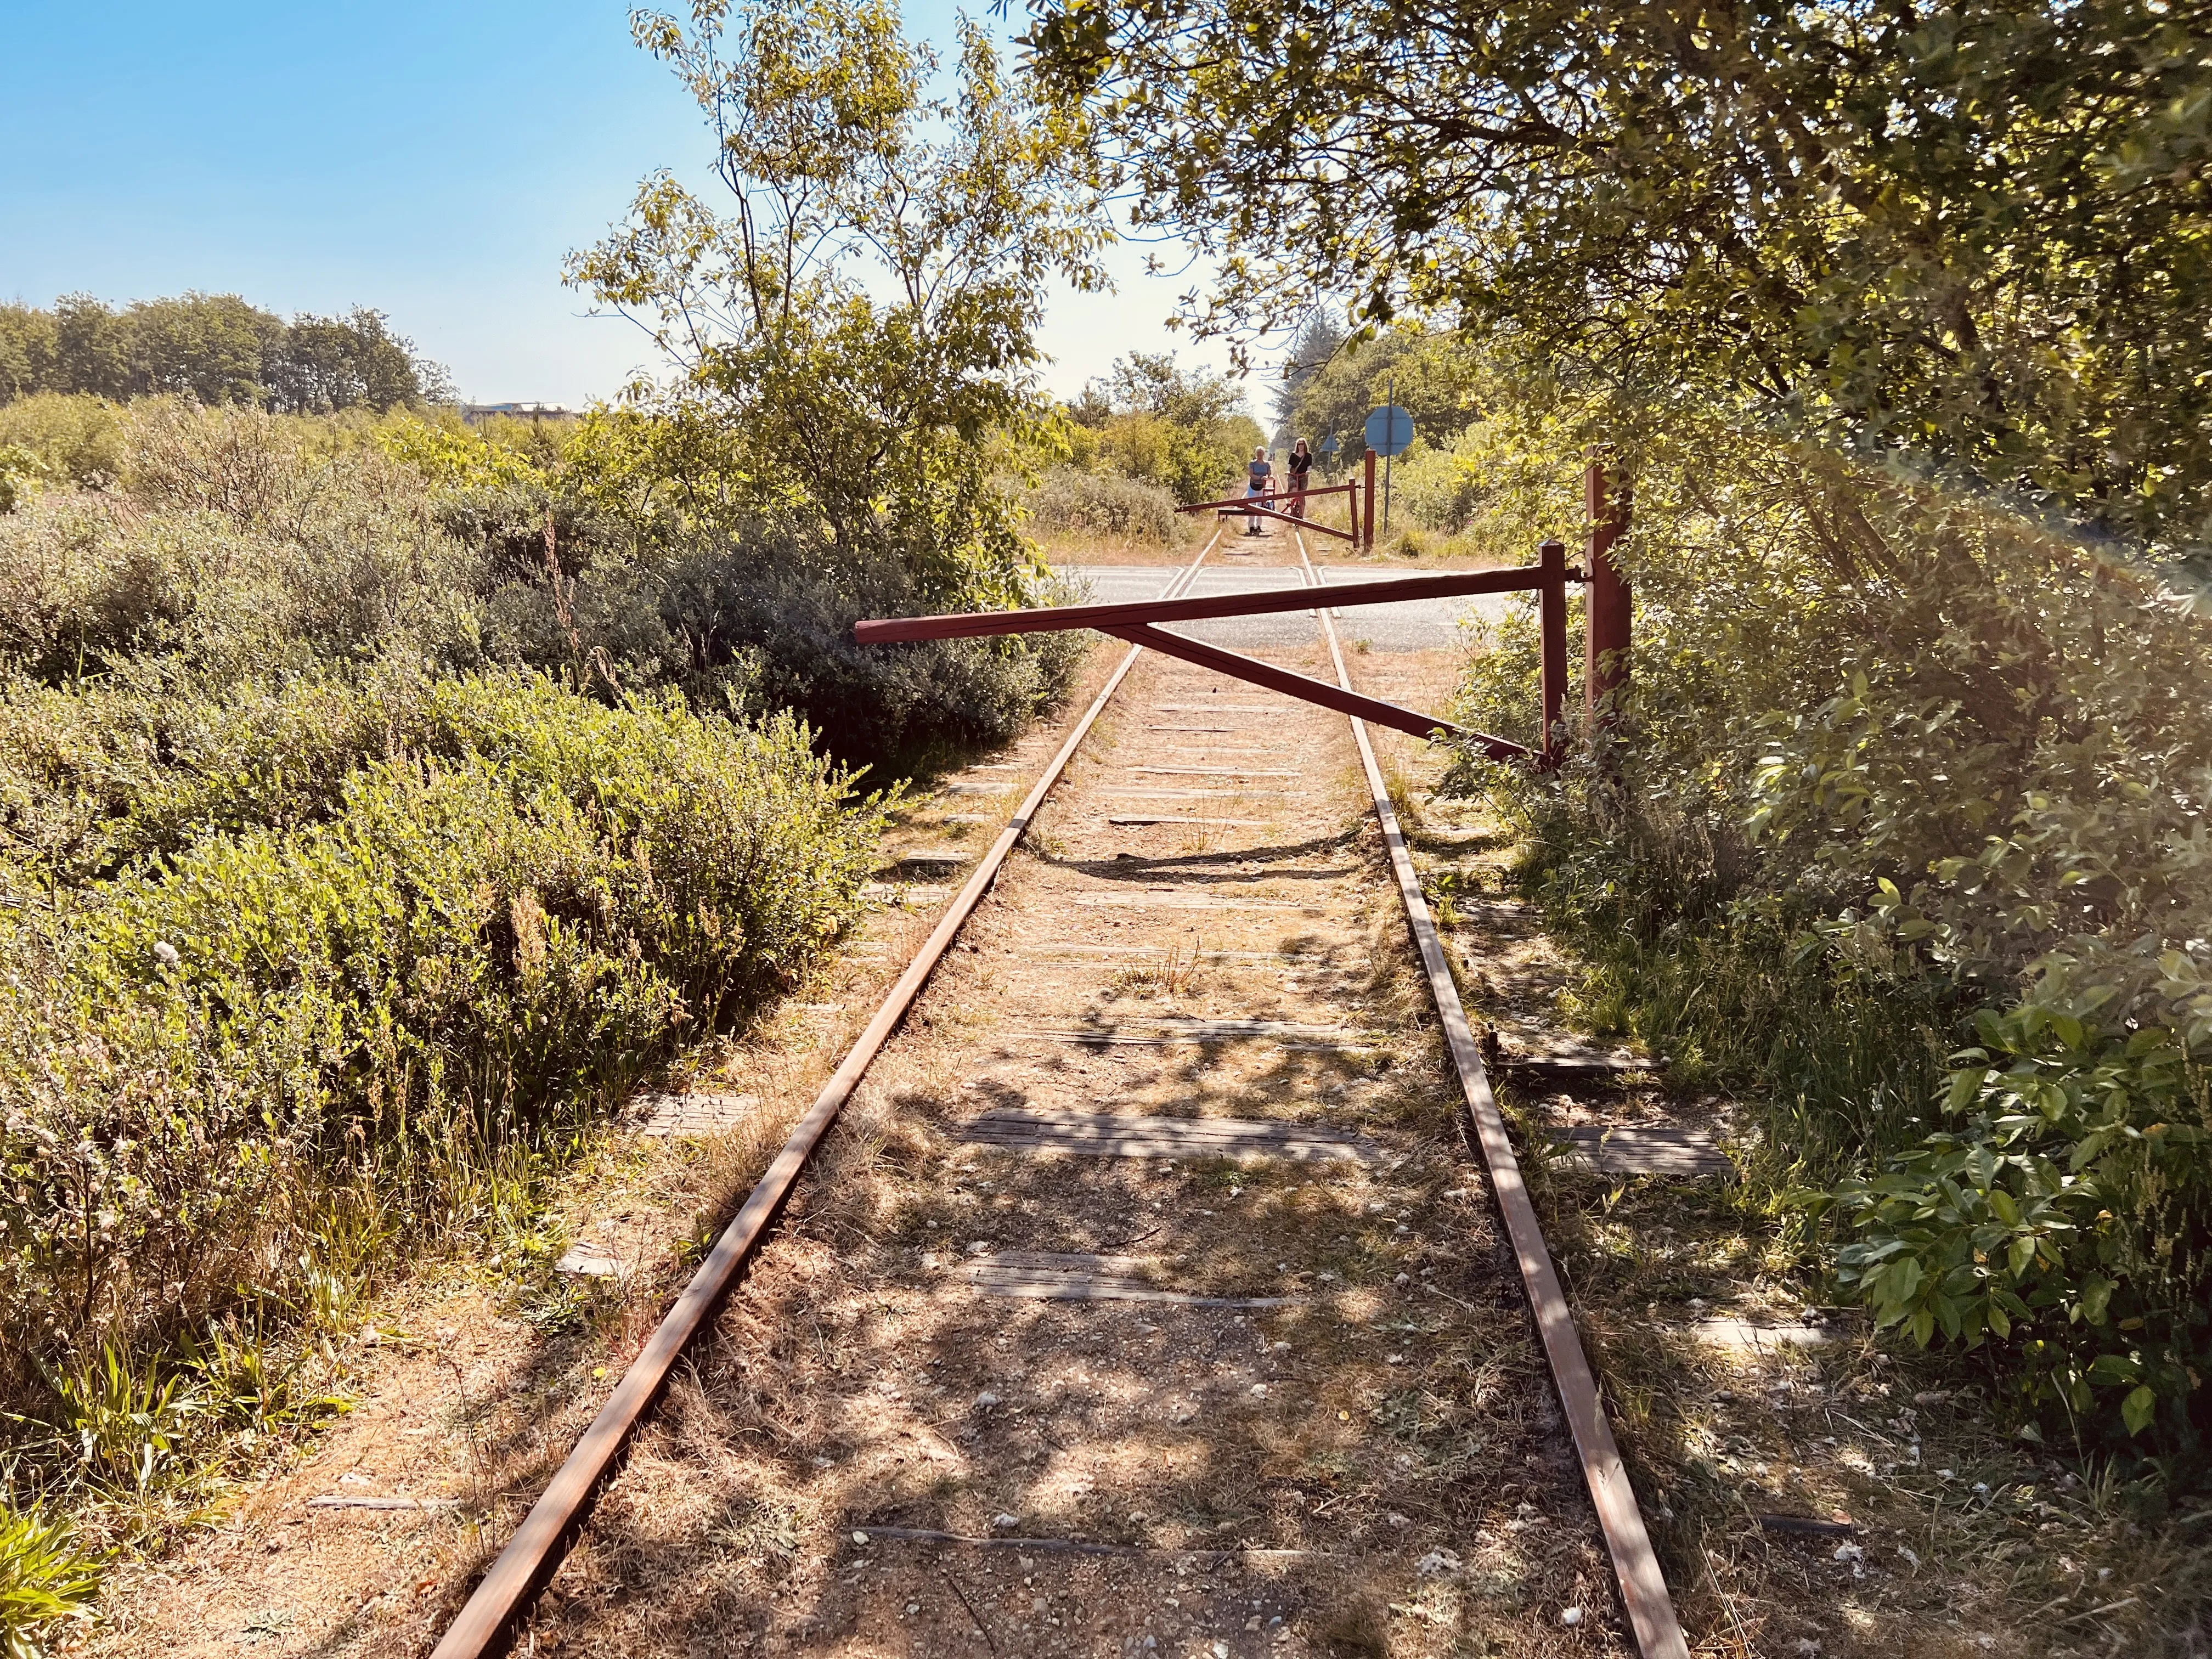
[1286, 439, 1313, 518]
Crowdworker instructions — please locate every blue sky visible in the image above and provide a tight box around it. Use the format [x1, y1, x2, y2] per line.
[0, 0, 1239, 407]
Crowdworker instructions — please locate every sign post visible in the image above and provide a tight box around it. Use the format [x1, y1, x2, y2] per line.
[1362, 448, 1377, 548]
[1362, 387, 1415, 538]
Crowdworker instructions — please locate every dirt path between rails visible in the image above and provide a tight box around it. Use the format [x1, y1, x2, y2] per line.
[499, 532, 1632, 1657]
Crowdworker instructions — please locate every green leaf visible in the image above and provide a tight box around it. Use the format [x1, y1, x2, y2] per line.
[1889, 1255, 1924, 1306]
[2080, 1274, 2114, 1326]
[2087, 1352, 2138, 1386]
[2121, 1386, 2157, 1436]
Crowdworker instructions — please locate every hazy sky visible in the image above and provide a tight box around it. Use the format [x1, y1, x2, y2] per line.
[0, 0, 1246, 408]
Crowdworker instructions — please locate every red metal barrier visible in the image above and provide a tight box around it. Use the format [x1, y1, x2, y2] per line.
[857, 472, 1632, 767]
[1176, 482, 1358, 541]
[1175, 482, 1357, 513]
[1101, 622, 1523, 752]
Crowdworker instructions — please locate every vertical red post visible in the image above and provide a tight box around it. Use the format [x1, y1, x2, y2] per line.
[1538, 537, 1568, 765]
[1363, 448, 1378, 550]
[1584, 456, 1633, 724]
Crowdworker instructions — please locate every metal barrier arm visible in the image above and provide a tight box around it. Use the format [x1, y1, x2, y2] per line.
[1209, 500, 1357, 539]
[1098, 622, 1526, 756]
[854, 563, 1536, 758]
[1174, 482, 1357, 514]
[855, 564, 1553, 645]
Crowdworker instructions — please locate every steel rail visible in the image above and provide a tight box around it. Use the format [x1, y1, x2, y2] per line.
[855, 563, 1550, 645]
[1294, 538, 1691, 1659]
[429, 532, 1225, 1659]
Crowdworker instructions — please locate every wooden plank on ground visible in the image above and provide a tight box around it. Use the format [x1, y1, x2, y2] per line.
[861, 883, 951, 905]
[1069, 893, 1312, 911]
[1105, 816, 1268, 828]
[957, 1250, 1295, 1307]
[1099, 787, 1294, 799]
[630, 1092, 761, 1138]
[960, 1107, 1381, 1162]
[1505, 1054, 1658, 1079]
[1558, 1126, 1731, 1177]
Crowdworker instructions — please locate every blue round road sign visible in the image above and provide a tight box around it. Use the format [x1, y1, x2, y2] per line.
[1363, 404, 1415, 459]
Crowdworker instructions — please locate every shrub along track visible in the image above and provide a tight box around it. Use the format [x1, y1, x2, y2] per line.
[432, 521, 1685, 1658]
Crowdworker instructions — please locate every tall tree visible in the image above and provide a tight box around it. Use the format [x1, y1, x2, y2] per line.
[1028, 0, 2212, 561]
[1074, 350, 1262, 500]
[49, 296, 132, 400]
[1093, 350, 1247, 428]
[0, 306, 58, 402]
[569, 0, 1111, 600]
[0, 295, 446, 411]
[126, 293, 284, 405]
[269, 308, 442, 413]
[1268, 308, 1343, 440]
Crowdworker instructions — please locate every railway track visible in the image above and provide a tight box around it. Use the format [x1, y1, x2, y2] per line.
[433, 526, 1688, 1658]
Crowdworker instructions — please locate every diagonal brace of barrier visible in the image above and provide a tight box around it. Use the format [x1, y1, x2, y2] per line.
[1183, 497, 1357, 539]
[1099, 624, 1524, 757]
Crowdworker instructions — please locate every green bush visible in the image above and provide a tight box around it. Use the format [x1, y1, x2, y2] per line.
[0, 401, 1086, 782]
[0, 394, 123, 492]
[469, 522, 1086, 775]
[0, 673, 882, 1381]
[1022, 464, 1182, 545]
[0, 405, 477, 684]
[0, 382, 1089, 1590]
[1455, 431, 2212, 1444]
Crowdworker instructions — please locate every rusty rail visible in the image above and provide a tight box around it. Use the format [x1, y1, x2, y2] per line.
[1295, 535, 1689, 1659]
[428, 531, 1227, 1659]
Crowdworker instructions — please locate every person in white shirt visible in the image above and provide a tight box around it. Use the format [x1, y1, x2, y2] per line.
[1244, 448, 1272, 535]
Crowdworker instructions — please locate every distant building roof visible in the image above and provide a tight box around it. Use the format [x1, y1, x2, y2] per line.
[461, 402, 578, 420]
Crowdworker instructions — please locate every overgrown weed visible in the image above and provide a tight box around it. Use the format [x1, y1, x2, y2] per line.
[1449, 429, 2212, 1451]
